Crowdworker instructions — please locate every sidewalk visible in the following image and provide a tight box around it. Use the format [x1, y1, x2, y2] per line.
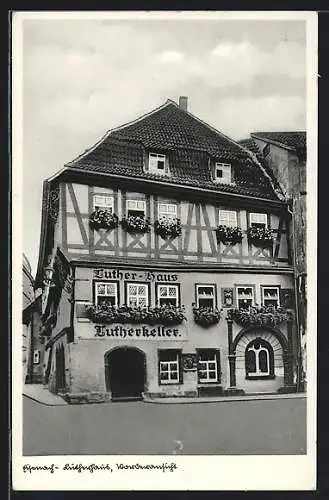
[144, 392, 306, 404]
[23, 384, 306, 406]
[23, 384, 68, 406]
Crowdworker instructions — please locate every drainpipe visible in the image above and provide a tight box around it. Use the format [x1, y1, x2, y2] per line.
[288, 200, 303, 392]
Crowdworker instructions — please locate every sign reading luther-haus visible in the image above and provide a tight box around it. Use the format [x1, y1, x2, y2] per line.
[93, 269, 178, 282]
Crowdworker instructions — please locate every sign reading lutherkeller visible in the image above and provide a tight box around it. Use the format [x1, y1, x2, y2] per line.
[77, 323, 188, 340]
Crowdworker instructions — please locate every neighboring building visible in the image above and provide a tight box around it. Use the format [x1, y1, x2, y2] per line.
[35, 98, 299, 403]
[239, 132, 306, 390]
[22, 255, 43, 383]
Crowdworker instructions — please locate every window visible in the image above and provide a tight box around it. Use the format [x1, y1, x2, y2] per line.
[126, 199, 146, 218]
[262, 286, 280, 308]
[196, 284, 216, 309]
[236, 286, 254, 310]
[245, 338, 274, 378]
[159, 350, 181, 384]
[93, 194, 114, 212]
[250, 213, 268, 229]
[95, 282, 118, 307]
[149, 153, 167, 174]
[126, 283, 149, 308]
[214, 163, 232, 184]
[156, 284, 179, 307]
[198, 350, 220, 383]
[218, 209, 237, 227]
[158, 203, 177, 220]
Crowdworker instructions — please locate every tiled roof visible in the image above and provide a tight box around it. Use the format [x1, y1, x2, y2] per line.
[66, 100, 280, 200]
[251, 131, 306, 155]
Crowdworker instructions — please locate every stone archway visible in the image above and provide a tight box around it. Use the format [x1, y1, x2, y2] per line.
[104, 347, 146, 400]
[232, 326, 290, 394]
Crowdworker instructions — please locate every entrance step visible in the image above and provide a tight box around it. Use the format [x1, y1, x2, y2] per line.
[111, 396, 143, 402]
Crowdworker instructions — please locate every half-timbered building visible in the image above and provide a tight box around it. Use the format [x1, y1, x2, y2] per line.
[35, 97, 298, 402]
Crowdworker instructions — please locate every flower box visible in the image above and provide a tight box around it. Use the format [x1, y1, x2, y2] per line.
[89, 210, 119, 231]
[193, 307, 221, 327]
[121, 215, 151, 234]
[246, 227, 273, 247]
[154, 217, 182, 240]
[216, 225, 243, 245]
[86, 304, 186, 326]
[228, 306, 292, 327]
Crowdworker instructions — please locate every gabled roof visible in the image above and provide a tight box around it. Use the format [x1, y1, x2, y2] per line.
[66, 99, 280, 200]
[251, 131, 306, 157]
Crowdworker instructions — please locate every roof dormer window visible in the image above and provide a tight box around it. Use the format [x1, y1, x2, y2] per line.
[214, 163, 232, 184]
[149, 153, 167, 175]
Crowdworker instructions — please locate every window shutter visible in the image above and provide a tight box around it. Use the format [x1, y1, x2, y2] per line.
[280, 289, 295, 309]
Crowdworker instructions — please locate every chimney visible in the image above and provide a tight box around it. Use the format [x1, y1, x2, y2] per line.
[179, 96, 188, 112]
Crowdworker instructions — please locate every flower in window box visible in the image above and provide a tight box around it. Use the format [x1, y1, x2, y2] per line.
[246, 227, 273, 247]
[227, 306, 292, 326]
[154, 217, 182, 240]
[121, 214, 151, 234]
[89, 210, 119, 231]
[193, 306, 221, 327]
[85, 304, 186, 326]
[150, 305, 186, 326]
[215, 225, 243, 245]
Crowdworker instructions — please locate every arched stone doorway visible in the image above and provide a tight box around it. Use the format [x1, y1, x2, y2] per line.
[105, 347, 146, 400]
[233, 327, 289, 394]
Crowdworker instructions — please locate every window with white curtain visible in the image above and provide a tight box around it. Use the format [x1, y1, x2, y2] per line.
[218, 209, 237, 227]
[93, 194, 114, 212]
[250, 212, 268, 229]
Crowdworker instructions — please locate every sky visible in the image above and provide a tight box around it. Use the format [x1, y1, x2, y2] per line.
[21, 16, 307, 276]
